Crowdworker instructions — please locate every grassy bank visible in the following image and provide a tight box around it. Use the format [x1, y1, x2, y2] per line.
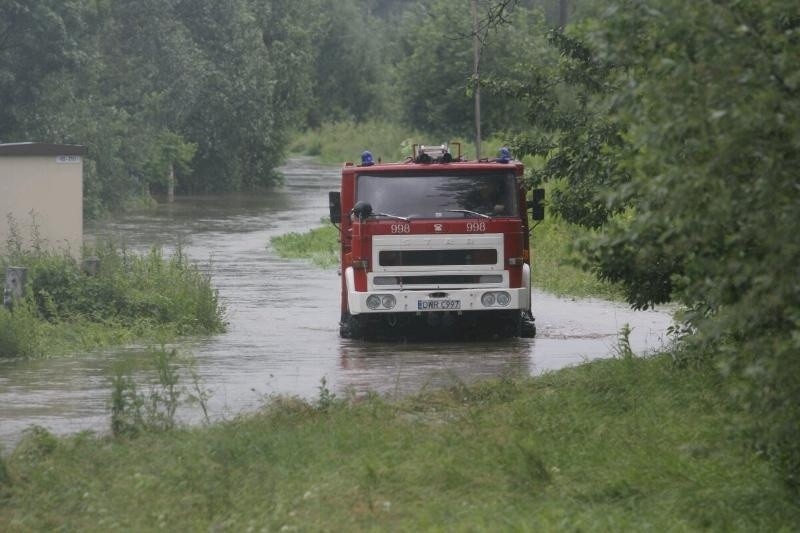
[1, 352, 797, 530]
[290, 120, 509, 165]
[270, 223, 339, 270]
[530, 213, 624, 300]
[0, 241, 226, 358]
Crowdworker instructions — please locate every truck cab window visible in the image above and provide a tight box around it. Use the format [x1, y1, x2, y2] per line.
[356, 172, 518, 219]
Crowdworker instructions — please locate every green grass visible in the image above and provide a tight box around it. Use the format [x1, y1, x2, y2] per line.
[531, 213, 624, 300]
[1, 353, 797, 530]
[270, 224, 340, 269]
[290, 120, 510, 165]
[0, 242, 226, 358]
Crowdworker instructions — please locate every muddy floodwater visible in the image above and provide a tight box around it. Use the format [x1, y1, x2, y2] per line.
[0, 158, 673, 450]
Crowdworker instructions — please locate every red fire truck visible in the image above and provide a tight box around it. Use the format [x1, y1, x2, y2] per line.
[328, 143, 544, 340]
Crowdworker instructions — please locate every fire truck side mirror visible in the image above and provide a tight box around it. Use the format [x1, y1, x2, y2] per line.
[352, 201, 373, 220]
[329, 191, 342, 224]
[530, 188, 545, 221]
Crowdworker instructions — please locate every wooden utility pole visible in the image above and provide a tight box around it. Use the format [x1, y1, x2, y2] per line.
[167, 163, 175, 203]
[559, 0, 568, 28]
[472, 0, 482, 160]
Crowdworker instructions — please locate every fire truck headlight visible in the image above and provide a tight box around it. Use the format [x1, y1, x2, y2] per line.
[367, 295, 382, 309]
[381, 295, 396, 309]
[481, 292, 496, 307]
[496, 291, 511, 306]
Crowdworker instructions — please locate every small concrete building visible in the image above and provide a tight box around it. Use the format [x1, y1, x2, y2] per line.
[0, 142, 85, 256]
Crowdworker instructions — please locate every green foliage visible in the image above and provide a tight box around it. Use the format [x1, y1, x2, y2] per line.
[111, 347, 202, 438]
[302, 0, 389, 126]
[0, 0, 318, 213]
[2, 354, 799, 530]
[496, 0, 800, 486]
[270, 223, 340, 269]
[566, 0, 800, 486]
[17, 244, 225, 335]
[0, 236, 225, 357]
[496, 29, 629, 228]
[395, 1, 546, 138]
[530, 208, 623, 300]
[0, 0, 85, 137]
[291, 120, 425, 164]
[0, 0, 583, 214]
[0, 302, 44, 358]
[290, 119, 511, 165]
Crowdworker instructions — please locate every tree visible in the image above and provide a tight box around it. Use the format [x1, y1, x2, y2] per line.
[498, 29, 629, 229]
[396, 0, 545, 138]
[0, 0, 86, 140]
[560, 0, 800, 485]
[303, 0, 387, 126]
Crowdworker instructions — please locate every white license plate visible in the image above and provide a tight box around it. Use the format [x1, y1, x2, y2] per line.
[417, 299, 461, 310]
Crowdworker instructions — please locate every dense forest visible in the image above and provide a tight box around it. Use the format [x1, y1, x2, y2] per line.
[2, 0, 799, 486]
[0, 0, 573, 214]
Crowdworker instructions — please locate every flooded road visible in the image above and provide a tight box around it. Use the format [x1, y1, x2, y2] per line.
[0, 157, 673, 449]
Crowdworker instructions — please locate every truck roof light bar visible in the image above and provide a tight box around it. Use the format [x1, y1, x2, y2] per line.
[412, 142, 462, 164]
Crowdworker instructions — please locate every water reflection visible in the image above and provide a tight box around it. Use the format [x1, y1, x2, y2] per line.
[337, 338, 532, 397]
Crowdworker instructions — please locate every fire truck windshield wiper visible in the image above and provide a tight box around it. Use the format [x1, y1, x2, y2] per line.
[446, 209, 491, 219]
[373, 212, 410, 222]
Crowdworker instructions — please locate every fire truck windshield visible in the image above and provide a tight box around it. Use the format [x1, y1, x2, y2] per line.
[356, 172, 518, 219]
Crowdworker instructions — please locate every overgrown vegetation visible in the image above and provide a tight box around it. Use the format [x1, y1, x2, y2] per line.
[111, 346, 210, 438]
[270, 222, 340, 270]
[289, 119, 510, 165]
[529, 210, 623, 300]
[0, 229, 225, 358]
[1, 353, 798, 530]
[494, 0, 800, 487]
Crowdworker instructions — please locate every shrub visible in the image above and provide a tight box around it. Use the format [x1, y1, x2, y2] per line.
[0, 238, 226, 357]
[0, 302, 43, 358]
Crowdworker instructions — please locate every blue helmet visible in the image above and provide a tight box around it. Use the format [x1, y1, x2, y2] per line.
[361, 150, 374, 166]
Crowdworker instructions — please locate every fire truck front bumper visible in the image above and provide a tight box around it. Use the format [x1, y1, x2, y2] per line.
[345, 267, 531, 316]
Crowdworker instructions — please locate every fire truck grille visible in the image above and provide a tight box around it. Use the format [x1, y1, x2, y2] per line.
[379, 249, 497, 267]
[373, 274, 503, 286]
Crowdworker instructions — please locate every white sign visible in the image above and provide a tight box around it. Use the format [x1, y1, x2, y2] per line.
[56, 155, 81, 164]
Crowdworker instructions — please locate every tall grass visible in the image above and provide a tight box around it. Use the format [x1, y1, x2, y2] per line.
[290, 120, 510, 165]
[270, 223, 339, 269]
[0, 237, 226, 358]
[111, 345, 209, 438]
[1, 353, 797, 530]
[531, 211, 624, 300]
[0, 301, 44, 358]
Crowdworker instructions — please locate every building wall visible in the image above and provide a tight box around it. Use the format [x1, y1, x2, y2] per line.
[0, 155, 83, 256]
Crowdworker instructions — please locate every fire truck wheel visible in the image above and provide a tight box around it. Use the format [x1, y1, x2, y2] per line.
[520, 311, 537, 338]
[339, 312, 364, 339]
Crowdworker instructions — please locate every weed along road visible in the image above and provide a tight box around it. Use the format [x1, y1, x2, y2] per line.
[0, 158, 672, 449]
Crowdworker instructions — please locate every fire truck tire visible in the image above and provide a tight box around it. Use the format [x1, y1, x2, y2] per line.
[520, 312, 537, 338]
[339, 312, 364, 339]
